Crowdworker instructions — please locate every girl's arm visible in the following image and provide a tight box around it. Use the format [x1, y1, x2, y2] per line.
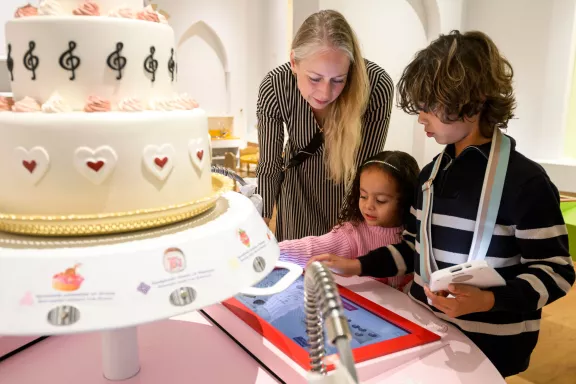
[256, 74, 285, 220]
[279, 225, 355, 268]
[356, 207, 416, 278]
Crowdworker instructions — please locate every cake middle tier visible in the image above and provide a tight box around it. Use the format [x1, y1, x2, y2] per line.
[6, 16, 178, 110]
[0, 109, 212, 216]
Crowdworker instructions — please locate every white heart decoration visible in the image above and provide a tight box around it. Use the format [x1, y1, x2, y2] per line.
[74, 146, 117, 185]
[14, 146, 50, 185]
[188, 138, 205, 171]
[143, 144, 175, 181]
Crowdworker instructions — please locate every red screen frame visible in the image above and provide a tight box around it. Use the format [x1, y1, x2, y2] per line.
[222, 278, 441, 372]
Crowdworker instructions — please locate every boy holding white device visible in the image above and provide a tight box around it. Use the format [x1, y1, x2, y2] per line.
[308, 30, 575, 377]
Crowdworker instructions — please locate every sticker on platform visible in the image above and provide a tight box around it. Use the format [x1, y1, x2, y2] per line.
[266, 229, 277, 243]
[19, 291, 34, 306]
[228, 257, 241, 270]
[238, 229, 251, 247]
[52, 264, 84, 292]
[137, 282, 151, 295]
[163, 247, 186, 274]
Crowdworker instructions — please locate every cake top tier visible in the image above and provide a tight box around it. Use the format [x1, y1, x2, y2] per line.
[5, 1, 189, 112]
[15, 1, 154, 18]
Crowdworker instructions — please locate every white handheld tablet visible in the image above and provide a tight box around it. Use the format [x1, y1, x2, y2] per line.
[429, 260, 506, 293]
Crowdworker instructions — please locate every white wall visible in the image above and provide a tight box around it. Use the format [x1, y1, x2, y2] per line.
[262, 0, 291, 76]
[245, 0, 268, 137]
[540, 160, 576, 193]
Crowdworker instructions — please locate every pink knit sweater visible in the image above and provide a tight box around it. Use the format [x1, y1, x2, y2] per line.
[279, 221, 413, 290]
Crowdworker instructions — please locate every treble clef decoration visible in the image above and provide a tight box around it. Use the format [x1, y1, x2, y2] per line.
[106, 42, 127, 80]
[23, 41, 39, 80]
[59, 41, 81, 80]
[144, 46, 158, 82]
[168, 48, 175, 82]
[7, 44, 14, 81]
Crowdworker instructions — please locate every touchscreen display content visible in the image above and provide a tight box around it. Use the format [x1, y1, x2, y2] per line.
[234, 269, 409, 355]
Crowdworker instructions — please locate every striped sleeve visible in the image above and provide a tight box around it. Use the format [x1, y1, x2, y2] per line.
[359, 66, 394, 159]
[279, 225, 354, 268]
[256, 73, 285, 219]
[488, 175, 575, 312]
[357, 206, 417, 278]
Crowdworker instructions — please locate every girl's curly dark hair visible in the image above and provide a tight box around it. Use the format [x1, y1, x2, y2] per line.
[396, 30, 516, 137]
[337, 151, 420, 227]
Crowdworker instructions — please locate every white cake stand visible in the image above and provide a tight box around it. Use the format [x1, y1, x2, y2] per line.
[0, 191, 302, 381]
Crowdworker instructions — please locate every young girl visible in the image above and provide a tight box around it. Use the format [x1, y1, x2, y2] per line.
[279, 150, 420, 291]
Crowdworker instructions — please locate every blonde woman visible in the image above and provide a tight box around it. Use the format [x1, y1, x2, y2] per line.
[257, 10, 393, 241]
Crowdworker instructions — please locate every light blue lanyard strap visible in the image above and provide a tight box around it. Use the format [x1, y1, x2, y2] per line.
[419, 153, 443, 283]
[419, 129, 512, 283]
[469, 130, 511, 261]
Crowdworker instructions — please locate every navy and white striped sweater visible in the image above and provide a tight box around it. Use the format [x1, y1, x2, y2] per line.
[358, 136, 575, 377]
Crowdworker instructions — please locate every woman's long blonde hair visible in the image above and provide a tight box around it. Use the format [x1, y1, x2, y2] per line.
[292, 10, 369, 186]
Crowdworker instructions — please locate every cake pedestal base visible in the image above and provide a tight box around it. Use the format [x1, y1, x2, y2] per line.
[101, 327, 140, 381]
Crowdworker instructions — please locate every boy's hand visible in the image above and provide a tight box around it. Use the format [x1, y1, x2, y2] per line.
[306, 254, 361, 277]
[424, 284, 495, 318]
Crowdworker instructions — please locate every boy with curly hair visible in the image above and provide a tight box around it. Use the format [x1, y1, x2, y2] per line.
[309, 30, 575, 377]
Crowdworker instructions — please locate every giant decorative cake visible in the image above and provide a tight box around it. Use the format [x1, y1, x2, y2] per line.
[0, 0, 230, 236]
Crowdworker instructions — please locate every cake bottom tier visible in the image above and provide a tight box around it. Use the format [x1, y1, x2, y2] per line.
[0, 110, 219, 235]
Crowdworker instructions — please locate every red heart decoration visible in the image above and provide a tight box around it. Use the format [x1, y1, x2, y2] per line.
[22, 160, 37, 173]
[87, 160, 105, 172]
[196, 149, 204, 161]
[154, 157, 168, 168]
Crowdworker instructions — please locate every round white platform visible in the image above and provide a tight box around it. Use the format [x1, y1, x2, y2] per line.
[0, 192, 284, 336]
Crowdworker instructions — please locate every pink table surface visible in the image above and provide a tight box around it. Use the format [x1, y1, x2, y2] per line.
[333, 276, 506, 384]
[0, 336, 42, 358]
[0, 312, 278, 384]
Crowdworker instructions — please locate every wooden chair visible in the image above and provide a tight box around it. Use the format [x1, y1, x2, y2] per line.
[239, 146, 259, 176]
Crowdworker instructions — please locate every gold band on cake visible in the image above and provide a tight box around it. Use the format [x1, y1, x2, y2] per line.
[0, 174, 233, 236]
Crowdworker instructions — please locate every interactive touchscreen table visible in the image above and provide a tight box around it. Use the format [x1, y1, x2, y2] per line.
[223, 269, 441, 371]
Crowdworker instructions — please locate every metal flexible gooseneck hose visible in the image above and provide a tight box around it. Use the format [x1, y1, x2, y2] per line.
[304, 261, 358, 382]
[211, 165, 247, 186]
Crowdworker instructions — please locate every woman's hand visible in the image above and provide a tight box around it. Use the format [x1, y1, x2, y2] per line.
[306, 254, 361, 277]
[424, 284, 495, 318]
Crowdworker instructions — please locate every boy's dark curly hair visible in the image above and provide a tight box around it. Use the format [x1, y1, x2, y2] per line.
[337, 151, 420, 227]
[396, 30, 516, 137]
